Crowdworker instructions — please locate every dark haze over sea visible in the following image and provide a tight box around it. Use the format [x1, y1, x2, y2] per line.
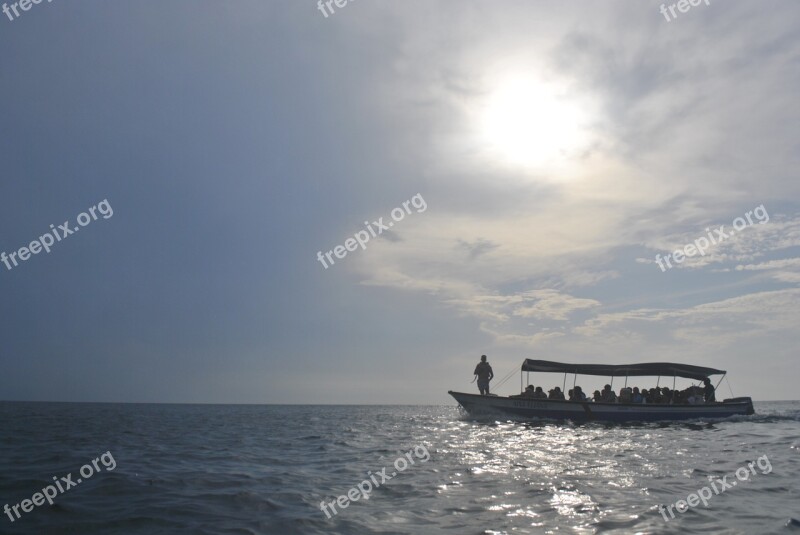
[1, 401, 798, 534]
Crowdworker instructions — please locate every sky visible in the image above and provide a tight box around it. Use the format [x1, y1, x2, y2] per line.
[1, 0, 799, 404]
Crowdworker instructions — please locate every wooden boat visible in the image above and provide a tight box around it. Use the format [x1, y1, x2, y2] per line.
[449, 359, 754, 422]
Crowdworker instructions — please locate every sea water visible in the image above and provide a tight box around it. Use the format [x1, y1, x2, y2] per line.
[0, 401, 798, 534]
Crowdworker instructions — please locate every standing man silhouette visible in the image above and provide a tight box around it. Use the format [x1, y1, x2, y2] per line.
[474, 355, 494, 395]
[703, 377, 716, 403]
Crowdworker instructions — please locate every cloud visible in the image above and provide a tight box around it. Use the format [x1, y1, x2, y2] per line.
[456, 238, 499, 260]
[735, 257, 800, 271]
[510, 290, 601, 321]
[574, 288, 800, 346]
[443, 289, 600, 323]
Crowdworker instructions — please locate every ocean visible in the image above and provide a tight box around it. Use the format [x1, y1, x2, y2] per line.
[0, 401, 798, 534]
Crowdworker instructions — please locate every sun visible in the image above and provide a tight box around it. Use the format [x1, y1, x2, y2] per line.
[479, 76, 593, 169]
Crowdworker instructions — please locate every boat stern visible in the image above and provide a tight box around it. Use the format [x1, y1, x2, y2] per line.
[724, 396, 755, 415]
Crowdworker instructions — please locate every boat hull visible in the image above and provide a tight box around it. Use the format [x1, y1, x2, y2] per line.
[448, 391, 754, 422]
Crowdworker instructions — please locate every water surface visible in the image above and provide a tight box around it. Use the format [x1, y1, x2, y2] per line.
[1, 401, 798, 534]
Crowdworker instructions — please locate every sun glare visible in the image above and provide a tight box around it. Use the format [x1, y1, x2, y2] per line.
[480, 77, 593, 169]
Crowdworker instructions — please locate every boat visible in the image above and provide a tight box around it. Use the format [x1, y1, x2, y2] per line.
[449, 359, 754, 422]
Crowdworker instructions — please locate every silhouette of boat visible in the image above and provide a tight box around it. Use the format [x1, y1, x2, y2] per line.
[449, 359, 754, 422]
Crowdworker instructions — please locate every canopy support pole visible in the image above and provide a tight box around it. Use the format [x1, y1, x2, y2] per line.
[657, 376, 660, 387]
[719, 373, 733, 399]
[714, 373, 726, 391]
[562, 372, 567, 393]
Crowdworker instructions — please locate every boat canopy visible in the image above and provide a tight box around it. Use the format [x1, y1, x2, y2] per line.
[521, 359, 725, 381]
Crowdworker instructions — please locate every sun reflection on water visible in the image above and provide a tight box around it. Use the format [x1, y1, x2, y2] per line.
[435, 417, 691, 532]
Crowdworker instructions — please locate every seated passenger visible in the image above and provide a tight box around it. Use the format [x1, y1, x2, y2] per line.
[549, 387, 565, 400]
[573, 386, 587, 401]
[601, 384, 617, 402]
[533, 386, 548, 399]
[649, 388, 662, 404]
[686, 385, 704, 404]
[593, 390, 602, 402]
[619, 387, 632, 403]
[523, 385, 536, 398]
[632, 387, 643, 403]
[568, 389, 575, 401]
